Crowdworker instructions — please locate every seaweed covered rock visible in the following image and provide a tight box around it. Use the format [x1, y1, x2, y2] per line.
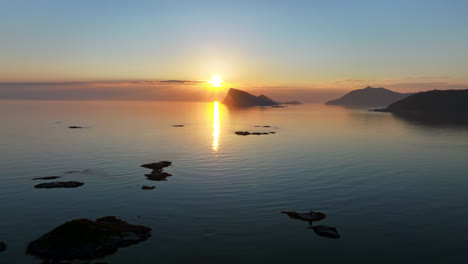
[141, 161, 172, 171]
[34, 181, 84, 189]
[235, 131, 250, 136]
[27, 216, 151, 262]
[141, 161, 173, 181]
[33, 176, 61, 180]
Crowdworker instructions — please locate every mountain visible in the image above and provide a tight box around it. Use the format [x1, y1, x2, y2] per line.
[222, 88, 279, 107]
[325, 86, 411, 107]
[374, 89, 468, 124]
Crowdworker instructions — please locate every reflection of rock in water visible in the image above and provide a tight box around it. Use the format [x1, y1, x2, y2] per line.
[308, 225, 340, 239]
[282, 210, 340, 239]
[281, 210, 327, 225]
[145, 172, 172, 181]
[0, 241, 6, 252]
[141, 161, 173, 181]
[27, 216, 151, 262]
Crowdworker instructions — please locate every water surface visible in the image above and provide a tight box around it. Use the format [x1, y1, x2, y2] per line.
[1, 100, 467, 263]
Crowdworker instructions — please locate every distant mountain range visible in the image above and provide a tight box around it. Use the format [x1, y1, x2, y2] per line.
[325, 86, 412, 107]
[374, 89, 468, 124]
[222, 88, 280, 107]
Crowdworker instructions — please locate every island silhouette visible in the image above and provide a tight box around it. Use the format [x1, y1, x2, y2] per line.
[325, 86, 412, 107]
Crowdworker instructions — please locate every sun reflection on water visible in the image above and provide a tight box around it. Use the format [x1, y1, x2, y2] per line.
[213, 101, 220, 151]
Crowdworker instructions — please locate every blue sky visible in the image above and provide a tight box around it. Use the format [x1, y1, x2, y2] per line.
[1, 0, 467, 99]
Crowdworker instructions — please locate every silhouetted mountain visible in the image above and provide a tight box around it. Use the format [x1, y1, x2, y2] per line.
[222, 88, 279, 107]
[325, 86, 411, 107]
[374, 89, 468, 124]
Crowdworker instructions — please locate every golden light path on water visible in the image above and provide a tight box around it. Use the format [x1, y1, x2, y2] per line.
[213, 101, 220, 151]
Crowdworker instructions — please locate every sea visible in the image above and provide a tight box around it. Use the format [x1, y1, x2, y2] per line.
[1, 100, 467, 263]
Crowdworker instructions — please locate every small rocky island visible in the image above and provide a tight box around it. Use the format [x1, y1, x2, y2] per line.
[222, 88, 279, 108]
[27, 216, 152, 262]
[374, 89, 468, 124]
[325, 86, 411, 107]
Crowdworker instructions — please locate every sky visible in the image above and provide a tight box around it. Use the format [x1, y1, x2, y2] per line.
[1, 0, 467, 101]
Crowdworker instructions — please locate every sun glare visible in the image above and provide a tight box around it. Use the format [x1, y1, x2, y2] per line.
[213, 101, 220, 151]
[209, 76, 223, 88]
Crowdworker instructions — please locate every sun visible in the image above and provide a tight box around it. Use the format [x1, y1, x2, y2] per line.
[209, 75, 223, 88]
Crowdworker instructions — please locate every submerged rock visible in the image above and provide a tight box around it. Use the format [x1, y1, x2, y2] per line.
[33, 176, 61, 180]
[235, 131, 250, 136]
[0, 241, 6, 252]
[145, 171, 172, 181]
[172, 125, 184, 127]
[141, 186, 156, 190]
[141, 161, 172, 171]
[68, 126, 84, 129]
[34, 181, 84, 189]
[281, 211, 327, 224]
[65, 169, 90, 174]
[309, 225, 340, 239]
[27, 216, 151, 262]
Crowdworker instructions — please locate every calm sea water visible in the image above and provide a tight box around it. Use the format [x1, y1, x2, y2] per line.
[1, 100, 468, 263]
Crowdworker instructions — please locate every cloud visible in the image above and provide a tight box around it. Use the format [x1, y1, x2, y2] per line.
[159, 80, 205, 84]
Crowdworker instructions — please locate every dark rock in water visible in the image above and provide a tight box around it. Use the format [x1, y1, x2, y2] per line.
[27, 216, 151, 262]
[373, 89, 468, 124]
[281, 211, 327, 224]
[141, 161, 172, 171]
[172, 125, 184, 127]
[263, 125, 271, 127]
[222, 88, 279, 108]
[34, 181, 84, 189]
[68, 126, 84, 129]
[309, 225, 340, 239]
[254, 125, 261, 127]
[145, 171, 172, 181]
[141, 186, 156, 190]
[251, 132, 262, 135]
[235, 131, 250, 136]
[33, 176, 61, 180]
[269, 132, 276, 134]
[0, 241, 6, 252]
[326, 86, 412, 107]
[261, 132, 269, 135]
[271, 105, 285, 108]
[142, 161, 173, 181]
